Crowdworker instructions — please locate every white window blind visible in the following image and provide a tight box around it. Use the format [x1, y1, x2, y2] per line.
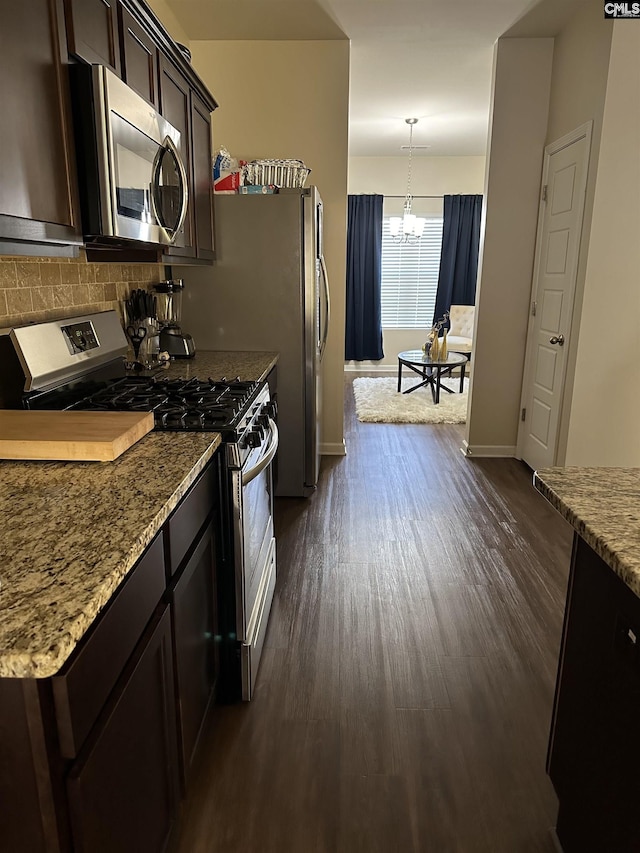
[380, 214, 444, 329]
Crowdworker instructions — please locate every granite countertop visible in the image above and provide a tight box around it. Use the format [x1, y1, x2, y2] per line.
[0, 431, 221, 679]
[0, 349, 278, 680]
[159, 350, 278, 383]
[534, 467, 640, 597]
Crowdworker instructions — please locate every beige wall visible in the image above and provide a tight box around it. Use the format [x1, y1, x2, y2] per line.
[465, 37, 554, 456]
[146, 0, 191, 48]
[469, 5, 617, 461]
[545, 4, 612, 144]
[563, 22, 640, 465]
[347, 155, 485, 370]
[186, 39, 350, 454]
[544, 4, 612, 464]
[348, 156, 486, 197]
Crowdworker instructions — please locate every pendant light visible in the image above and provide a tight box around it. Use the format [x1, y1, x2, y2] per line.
[389, 118, 426, 243]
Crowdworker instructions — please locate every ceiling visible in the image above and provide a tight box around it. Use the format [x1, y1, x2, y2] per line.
[165, 0, 549, 157]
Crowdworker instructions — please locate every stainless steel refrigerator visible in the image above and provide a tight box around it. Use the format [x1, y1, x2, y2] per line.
[178, 187, 330, 497]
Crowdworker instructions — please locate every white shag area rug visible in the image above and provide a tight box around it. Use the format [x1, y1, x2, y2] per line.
[353, 377, 469, 424]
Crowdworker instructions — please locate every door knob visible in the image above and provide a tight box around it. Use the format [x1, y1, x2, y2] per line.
[549, 334, 565, 346]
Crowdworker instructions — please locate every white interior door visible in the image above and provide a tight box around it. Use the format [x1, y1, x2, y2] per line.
[518, 123, 592, 471]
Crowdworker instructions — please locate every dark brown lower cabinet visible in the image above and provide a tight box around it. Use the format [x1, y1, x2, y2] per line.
[171, 521, 218, 785]
[548, 534, 640, 852]
[0, 458, 220, 852]
[67, 606, 179, 853]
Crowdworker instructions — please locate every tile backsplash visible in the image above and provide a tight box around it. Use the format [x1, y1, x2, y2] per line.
[0, 251, 163, 329]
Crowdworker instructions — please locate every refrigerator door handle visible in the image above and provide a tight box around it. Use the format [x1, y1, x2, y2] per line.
[320, 255, 330, 361]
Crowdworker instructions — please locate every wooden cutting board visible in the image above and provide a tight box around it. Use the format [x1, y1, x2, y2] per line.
[0, 410, 155, 462]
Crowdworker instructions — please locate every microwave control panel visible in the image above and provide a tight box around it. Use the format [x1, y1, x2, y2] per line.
[62, 321, 100, 355]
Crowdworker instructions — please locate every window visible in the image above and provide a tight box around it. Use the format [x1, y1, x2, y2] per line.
[380, 207, 443, 329]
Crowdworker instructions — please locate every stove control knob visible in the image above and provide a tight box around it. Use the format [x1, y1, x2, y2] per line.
[247, 430, 262, 448]
[258, 414, 270, 429]
[263, 401, 277, 419]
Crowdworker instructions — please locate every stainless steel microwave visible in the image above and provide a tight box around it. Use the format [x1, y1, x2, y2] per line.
[72, 65, 188, 248]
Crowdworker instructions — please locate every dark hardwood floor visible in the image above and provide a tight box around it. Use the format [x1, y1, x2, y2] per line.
[172, 375, 573, 853]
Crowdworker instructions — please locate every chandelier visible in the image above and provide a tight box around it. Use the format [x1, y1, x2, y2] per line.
[389, 118, 426, 243]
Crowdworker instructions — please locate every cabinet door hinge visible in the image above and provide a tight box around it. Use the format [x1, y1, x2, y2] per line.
[531, 301, 537, 317]
[542, 185, 548, 202]
[521, 407, 527, 422]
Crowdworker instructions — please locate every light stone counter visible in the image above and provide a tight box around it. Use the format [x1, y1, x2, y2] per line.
[158, 350, 278, 383]
[534, 467, 640, 597]
[0, 431, 221, 679]
[0, 350, 277, 679]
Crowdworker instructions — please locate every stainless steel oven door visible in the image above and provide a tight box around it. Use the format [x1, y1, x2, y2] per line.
[94, 66, 188, 247]
[241, 538, 276, 700]
[229, 418, 278, 699]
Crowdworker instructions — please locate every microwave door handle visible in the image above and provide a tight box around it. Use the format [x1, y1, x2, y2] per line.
[320, 255, 330, 361]
[171, 137, 189, 238]
[242, 420, 279, 486]
[150, 143, 164, 232]
[150, 136, 189, 243]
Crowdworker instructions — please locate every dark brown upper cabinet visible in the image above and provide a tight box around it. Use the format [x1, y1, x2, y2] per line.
[160, 58, 215, 263]
[1, 0, 216, 259]
[119, 3, 159, 108]
[158, 55, 195, 258]
[0, 0, 83, 255]
[191, 91, 215, 261]
[64, 0, 121, 74]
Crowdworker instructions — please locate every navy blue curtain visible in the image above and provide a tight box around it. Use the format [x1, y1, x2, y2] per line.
[345, 194, 384, 361]
[433, 194, 483, 326]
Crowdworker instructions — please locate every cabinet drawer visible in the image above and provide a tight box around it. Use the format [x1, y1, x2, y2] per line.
[166, 463, 216, 576]
[52, 534, 165, 758]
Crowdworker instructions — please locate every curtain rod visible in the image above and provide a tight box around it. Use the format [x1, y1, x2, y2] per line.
[384, 194, 443, 199]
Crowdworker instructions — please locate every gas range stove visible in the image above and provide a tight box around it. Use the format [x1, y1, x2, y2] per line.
[0, 310, 271, 444]
[0, 309, 279, 704]
[67, 375, 263, 438]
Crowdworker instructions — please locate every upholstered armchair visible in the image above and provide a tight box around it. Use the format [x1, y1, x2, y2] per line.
[446, 304, 475, 358]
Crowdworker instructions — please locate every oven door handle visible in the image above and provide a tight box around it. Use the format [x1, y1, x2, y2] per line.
[242, 419, 279, 485]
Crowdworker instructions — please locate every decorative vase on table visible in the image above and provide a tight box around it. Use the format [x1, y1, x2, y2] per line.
[430, 333, 440, 361]
[440, 328, 448, 360]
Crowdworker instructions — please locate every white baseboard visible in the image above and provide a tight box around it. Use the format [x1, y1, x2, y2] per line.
[321, 441, 347, 456]
[343, 364, 396, 374]
[461, 440, 517, 458]
[344, 364, 471, 377]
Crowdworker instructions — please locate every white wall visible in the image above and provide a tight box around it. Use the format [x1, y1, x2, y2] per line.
[465, 38, 554, 457]
[563, 22, 640, 465]
[185, 39, 350, 456]
[347, 155, 485, 370]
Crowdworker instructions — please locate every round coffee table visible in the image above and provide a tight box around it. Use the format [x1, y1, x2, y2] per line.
[397, 349, 468, 403]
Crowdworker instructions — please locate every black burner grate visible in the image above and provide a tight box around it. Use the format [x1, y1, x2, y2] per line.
[68, 376, 261, 434]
